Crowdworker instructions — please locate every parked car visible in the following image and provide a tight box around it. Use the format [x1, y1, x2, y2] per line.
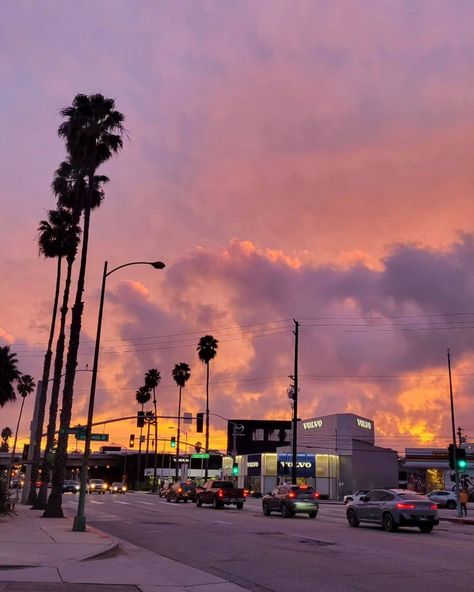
[262, 484, 320, 519]
[426, 490, 457, 509]
[343, 489, 370, 504]
[87, 479, 108, 494]
[62, 480, 80, 494]
[346, 488, 439, 533]
[110, 482, 127, 494]
[166, 481, 196, 503]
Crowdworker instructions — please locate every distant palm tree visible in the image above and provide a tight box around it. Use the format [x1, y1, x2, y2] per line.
[1, 427, 12, 452]
[172, 363, 191, 480]
[144, 369, 161, 492]
[197, 335, 218, 480]
[45, 94, 125, 518]
[135, 386, 151, 488]
[29, 207, 80, 507]
[0, 346, 20, 407]
[7, 375, 35, 486]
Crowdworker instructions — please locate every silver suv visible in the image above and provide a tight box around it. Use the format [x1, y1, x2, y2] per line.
[346, 488, 439, 533]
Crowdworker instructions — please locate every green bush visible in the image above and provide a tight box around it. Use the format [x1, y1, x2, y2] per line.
[0, 476, 15, 518]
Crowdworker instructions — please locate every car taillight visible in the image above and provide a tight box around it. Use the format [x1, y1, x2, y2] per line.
[288, 492, 296, 498]
[178, 487, 183, 493]
[244, 489, 249, 497]
[430, 504, 438, 510]
[218, 489, 224, 497]
[313, 492, 320, 499]
[396, 503, 416, 510]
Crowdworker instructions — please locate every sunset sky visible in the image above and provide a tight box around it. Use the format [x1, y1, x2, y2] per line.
[2, 0, 474, 455]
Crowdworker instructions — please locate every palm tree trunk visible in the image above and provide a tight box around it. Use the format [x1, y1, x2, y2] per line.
[204, 362, 210, 481]
[175, 386, 182, 481]
[35, 255, 74, 509]
[136, 404, 144, 489]
[152, 393, 158, 492]
[7, 397, 26, 487]
[144, 420, 151, 484]
[44, 203, 92, 518]
[27, 256, 62, 505]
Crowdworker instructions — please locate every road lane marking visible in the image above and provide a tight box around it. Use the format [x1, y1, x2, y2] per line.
[114, 500, 130, 505]
[90, 500, 104, 504]
[215, 520, 233, 525]
[137, 501, 153, 505]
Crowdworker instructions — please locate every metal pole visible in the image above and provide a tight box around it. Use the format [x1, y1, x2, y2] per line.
[73, 261, 108, 532]
[291, 320, 299, 484]
[175, 387, 182, 481]
[21, 381, 42, 504]
[447, 349, 462, 518]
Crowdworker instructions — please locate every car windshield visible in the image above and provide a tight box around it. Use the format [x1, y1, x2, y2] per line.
[213, 481, 234, 489]
[64, 481, 75, 485]
[112, 483, 122, 486]
[90, 480, 103, 484]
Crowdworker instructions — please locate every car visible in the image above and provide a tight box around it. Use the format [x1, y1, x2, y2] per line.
[159, 481, 173, 498]
[262, 484, 320, 519]
[166, 481, 196, 503]
[343, 489, 370, 504]
[346, 488, 439, 533]
[62, 480, 80, 494]
[109, 481, 127, 494]
[87, 479, 108, 494]
[426, 489, 458, 509]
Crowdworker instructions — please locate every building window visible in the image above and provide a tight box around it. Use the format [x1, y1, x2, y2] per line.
[267, 430, 280, 441]
[284, 429, 292, 442]
[252, 429, 264, 441]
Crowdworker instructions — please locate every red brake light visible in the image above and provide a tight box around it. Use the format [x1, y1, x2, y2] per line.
[396, 503, 416, 510]
[288, 491, 296, 498]
[178, 487, 183, 493]
[218, 489, 224, 497]
[244, 489, 249, 497]
[299, 485, 309, 489]
[313, 492, 320, 499]
[430, 504, 438, 510]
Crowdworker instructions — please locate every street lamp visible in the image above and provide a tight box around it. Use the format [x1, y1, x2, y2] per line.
[73, 260, 165, 532]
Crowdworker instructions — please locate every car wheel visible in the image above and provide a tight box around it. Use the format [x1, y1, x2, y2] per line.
[382, 512, 397, 532]
[419, 524, 433, 533]
[308, 511, 317, 519]
[166, 495, 170, 502]
[262, 502, 271, 516]
[447, 500, 456, 510]
[236, 502, 244, 510]
[213, 497, 222, 509]
[183, 499, 188, 503]
[281, 504, 291, 518]
[196, 497, 202, 507]
[347, 509, 360, 527]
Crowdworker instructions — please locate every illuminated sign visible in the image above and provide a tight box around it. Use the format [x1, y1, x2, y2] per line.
[303, 419, 323, 430]
[356, 418, 372, 430]
[247, 462, 259, 468]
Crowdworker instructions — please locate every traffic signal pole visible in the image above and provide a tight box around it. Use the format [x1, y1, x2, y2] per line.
[447, 349, 462, 518]
[291, 320, 299, 485]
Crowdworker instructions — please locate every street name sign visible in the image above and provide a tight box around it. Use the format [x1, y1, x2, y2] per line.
[76, 433, 109, 442]
[191, 453, 210, 459]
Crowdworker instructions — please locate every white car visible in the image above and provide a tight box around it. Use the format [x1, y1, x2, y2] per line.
[343, 489, 370, 504]
[426, 490, 457, 509]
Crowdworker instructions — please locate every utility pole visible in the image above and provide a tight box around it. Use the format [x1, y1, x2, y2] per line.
[447, 349, 462, 518]
[457, 426, 464, 447]
[291, 319, 299, 484]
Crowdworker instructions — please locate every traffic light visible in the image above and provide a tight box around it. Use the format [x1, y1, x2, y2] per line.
[170, 436, 176, 448]
[196, 413, 204, 433]
[129, 434, 135, 448]
[457, 447, 467, 470]
[22, 443, 29, 461]
[137, 411, 145, 428]
[232, 462, 238, 476]
[448, 444, 468, 470]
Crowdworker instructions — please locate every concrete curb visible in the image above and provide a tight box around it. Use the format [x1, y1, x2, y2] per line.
[440, 516, 474, 526]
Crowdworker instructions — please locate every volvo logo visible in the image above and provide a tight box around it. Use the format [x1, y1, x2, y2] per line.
[356, 418, 372, 430]
[303, 419, 323, 430]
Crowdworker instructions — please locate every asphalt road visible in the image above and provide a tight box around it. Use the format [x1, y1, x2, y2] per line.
[63, 493, 474, 592]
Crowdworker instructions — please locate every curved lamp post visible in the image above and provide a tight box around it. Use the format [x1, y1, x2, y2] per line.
[73, 260, 165, 532]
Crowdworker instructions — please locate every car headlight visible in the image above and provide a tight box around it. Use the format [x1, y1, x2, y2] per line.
[75, 485, 80, 490]
[113, 487, 117, 491]
[123, 486, 127, 491]
[91, 484, 95, 488]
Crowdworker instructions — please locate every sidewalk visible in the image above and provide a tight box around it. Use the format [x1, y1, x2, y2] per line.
[0, 503, 249, 592]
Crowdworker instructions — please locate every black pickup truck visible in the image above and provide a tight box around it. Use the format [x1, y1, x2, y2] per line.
[195, 480, 246, 509]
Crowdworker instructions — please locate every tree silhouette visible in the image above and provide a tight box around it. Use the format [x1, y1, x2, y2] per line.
[0, 346, 20, 407]
[197, 335, 218, 480]
[172, 363, 191, 480]
[144, 369, 161, 492]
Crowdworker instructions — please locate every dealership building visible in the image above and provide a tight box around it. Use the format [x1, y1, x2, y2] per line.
[230, 413, 398, 499]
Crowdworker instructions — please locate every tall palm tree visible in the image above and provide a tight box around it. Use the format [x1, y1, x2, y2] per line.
[1, 427, 12, 452]
[7, 375, 35, 487]
[28, 207, 80, 507]
[45, 94, 125, 518]
[197, 335, 218, 480]
[0, 346, 20, 407]
[135, 386, 151, 488]
[144, 369, 161, 492]
[33, 171, 84, 509]
[172, 363, 191, 481]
